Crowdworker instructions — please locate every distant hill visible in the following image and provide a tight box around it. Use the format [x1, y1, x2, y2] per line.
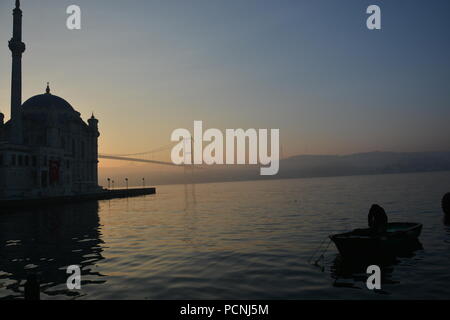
[277, 151, 450, 179]
[99, 151, 450, 186]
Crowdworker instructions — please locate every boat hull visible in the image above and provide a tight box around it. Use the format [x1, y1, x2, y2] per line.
[330, 223, 423, 260]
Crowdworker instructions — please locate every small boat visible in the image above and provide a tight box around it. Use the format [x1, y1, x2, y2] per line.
[330, 222, 423, 259]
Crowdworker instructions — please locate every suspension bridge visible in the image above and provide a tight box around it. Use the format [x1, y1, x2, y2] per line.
[99, 142, 187, 167]
[99, 154, 179, 167]
[98, 139, 284, 167]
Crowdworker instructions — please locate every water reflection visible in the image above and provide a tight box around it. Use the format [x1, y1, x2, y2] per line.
[183, 183, 197, 212]
[0, 202, 105, 300]
[330, 239, 423, 292]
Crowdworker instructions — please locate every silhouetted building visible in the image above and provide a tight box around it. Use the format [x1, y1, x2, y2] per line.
[0, 1, 101, 198]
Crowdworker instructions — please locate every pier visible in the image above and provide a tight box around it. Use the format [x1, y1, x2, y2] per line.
[0, 187, 156, 210]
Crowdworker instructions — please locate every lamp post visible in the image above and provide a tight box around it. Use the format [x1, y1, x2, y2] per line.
[107, 178, 111, 190]
[125, 178, 129, 190]
[142, 178, 145, 188]
[112, 180, 115, 190]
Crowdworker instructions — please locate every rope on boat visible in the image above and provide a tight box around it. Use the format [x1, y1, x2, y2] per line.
[308, 236, 332, 266]
[314, 239, 332, 267]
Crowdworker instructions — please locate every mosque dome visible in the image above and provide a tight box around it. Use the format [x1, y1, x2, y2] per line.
[21, 83, 77, 114]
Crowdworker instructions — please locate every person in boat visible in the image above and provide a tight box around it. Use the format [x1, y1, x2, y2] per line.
[442, 193, 450, 216]
[368, 204, 388, 234]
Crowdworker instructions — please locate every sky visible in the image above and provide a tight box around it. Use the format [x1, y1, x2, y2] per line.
[0, 0, 449, 169]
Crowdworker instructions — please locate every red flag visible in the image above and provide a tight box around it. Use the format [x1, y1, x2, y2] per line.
[49, 160, 60, 183]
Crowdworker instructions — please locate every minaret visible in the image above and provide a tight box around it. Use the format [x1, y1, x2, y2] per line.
[8, 0, 25, 144]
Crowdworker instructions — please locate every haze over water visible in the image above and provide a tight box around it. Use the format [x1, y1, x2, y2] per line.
[1, 171, 450, 299]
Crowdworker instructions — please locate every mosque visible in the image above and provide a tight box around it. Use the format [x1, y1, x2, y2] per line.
[0, 1, 101, 199]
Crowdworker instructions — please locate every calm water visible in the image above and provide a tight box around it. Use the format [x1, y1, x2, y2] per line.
[1, 171, 450, 300]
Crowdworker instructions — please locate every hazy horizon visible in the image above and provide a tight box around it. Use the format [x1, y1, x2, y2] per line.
[98, 150, 450, 187]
